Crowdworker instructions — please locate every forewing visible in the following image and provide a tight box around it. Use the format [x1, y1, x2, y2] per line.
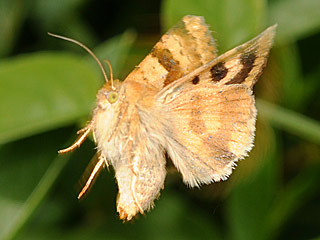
[157, 24, 276, 100]
[160, 26, 276, 187]
[124, 15, 217, 90]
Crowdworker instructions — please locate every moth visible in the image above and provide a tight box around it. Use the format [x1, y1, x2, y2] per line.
[51, 15, 276, 221]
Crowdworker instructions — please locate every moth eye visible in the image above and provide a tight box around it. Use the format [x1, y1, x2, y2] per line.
[107, 92, 119, 104]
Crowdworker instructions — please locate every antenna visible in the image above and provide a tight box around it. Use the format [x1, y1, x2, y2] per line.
[104, 60, 115, 90]
[48, 32, 109, 84]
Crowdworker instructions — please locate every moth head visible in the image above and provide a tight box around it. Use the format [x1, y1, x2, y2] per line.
[96, 80, 122, 110]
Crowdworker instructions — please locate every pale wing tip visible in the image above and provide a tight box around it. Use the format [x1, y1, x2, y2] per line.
[253, 24, 277, 48]
[266, 24, 278, 34]
[261, 24, 278, 40]
[182, 15, 205, 22]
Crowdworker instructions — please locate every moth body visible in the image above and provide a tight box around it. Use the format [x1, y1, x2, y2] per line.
[93, 80, 168, 220]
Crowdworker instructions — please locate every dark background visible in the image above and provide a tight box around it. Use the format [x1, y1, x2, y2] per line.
[0, 0, 320, 239]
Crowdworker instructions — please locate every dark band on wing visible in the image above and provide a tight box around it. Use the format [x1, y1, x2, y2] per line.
[151, 46, 184, 87]
[210, 62, 228, 82]
[151, 47, 178, 72]
[226, 52, 256, 85]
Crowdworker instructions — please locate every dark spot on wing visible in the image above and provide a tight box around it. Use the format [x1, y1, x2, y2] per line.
[210, 62, 228, 82]
[192, 76, 200, 85]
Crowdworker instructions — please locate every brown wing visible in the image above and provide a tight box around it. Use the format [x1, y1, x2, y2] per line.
[124, 15, 217, 90]
[160, 25, 276, 187]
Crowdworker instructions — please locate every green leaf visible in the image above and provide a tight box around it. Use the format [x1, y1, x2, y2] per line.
[0, 53, 100, 145]
[269, 0, 320, 44]
[1, 147, 71, 240]
[257, 99, 320, 145]
[162, 0, 267, 52]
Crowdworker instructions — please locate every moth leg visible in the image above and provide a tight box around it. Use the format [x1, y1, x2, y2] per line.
[125, 113, 144, 215]
[131, 171, 144, 214]
[92, 129, 97, 143]
[76, 125, 90, 134]
[97, 153, 109, 169]
[78, 154, 105, 199]
[58, 122, 93, 154]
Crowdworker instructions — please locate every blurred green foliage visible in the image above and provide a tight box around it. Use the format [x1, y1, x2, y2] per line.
[0, 0, 320, 239]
